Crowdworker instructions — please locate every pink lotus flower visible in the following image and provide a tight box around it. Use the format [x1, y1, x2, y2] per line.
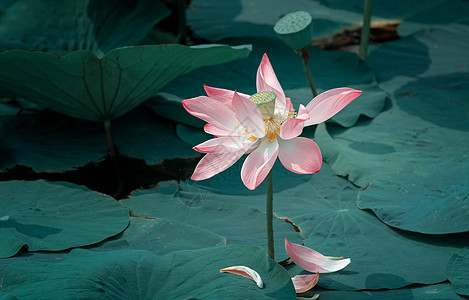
[182, 53, 362, 190]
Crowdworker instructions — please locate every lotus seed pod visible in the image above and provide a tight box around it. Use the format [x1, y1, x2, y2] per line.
[250, 91, 276, 119]
[273, 11, 313, 50]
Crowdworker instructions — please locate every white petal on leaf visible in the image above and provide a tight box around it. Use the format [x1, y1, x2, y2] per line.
[220, 265, 264, 288]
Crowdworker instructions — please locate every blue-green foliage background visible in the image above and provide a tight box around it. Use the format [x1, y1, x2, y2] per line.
[0, 0, 468, 299]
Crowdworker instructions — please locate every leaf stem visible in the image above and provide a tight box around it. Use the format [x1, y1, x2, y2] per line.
[359, 0, 373, 61]
[104, 119, 117, 158]
[299, 47, 318, 98]
[266, 169, 274, 260]
[178, 0, 187, 45]
[104, 119, 123, 198]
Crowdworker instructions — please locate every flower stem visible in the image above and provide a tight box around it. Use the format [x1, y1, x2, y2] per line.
[359, 0, 373, 61]
[299, 47, 318, 98]
[266, 169, 274, 260]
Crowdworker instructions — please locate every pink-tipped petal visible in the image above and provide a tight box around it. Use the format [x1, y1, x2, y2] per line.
[304, 88, 362, 126]
[241, 139, 278, 190]
[192, 150, 245, 181]
[182, 96, 239, 131]
[232, 91, 265, 138]
[278, 137, 322, 174]
[256, 54, 286, 114]
[204, 123, 243, 137]
[280, 104, 310, 140]
[285, 98, 293, 112]
[204, 85, 250, 109]
[193, 136, 252, 153]
[285, 239, 351, 273]
[220, 266, 264, 289]
[292, 274, 319, 294]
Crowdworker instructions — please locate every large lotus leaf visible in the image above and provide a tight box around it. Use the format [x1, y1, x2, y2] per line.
[315, 283, 466, 300]
[318, 0, 445, 20]
[398, 0, 469, 36]
[0, 217, 225, 289]
[0, 44, 251, 122]
[446, 250, 469, 296]
[120, 180, 302, 261]
[176, 123, 212, 147]
[1, 246, 296, 299]
[187, 0, 412, 42]
[94, 217, 226, 255]
[113, 106, 198, 165]
[0, 106, 199, 171]
[0, 111, 106, 171]
[368, 24, 469, 94]
[275, 165, 469, 290]
[149, 37, 386, 128]
[173, 157, 469, 290]
[314, 89, 469, 234]
[356, 159, 469, 234]
[0, 180, 129, 258]
[0, 0, 171, 56]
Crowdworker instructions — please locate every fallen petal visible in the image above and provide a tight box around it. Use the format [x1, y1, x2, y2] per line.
[285, 238, 351, 273]
[220, 266, 264, 288]
[292, 273, 319, 294]
[297, 294, 320, 300]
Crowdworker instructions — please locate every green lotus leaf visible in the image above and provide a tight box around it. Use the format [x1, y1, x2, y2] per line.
[149, 37, 386, 128]
[0, 105, 199, 171]
[0, 44, 251, 122]
[176, 123, 211, 147]
[0, 217, 225, 288]
[314, 89, 469, 234]
[187, 0, 407, 42]
[0, 112, 106, 171]
[318, 0, 446, 20]
[446, 250, 469, 296]
[1, 246, 296, 299]
[120, 180, 302, 261]
[0, 180, 129, 258]
[0, 294, 16, 300]
[0, 0, 171, 56]
[94, 217, 226, 255]
[368, 24, 469, 94]
[315, 282, 465, 300]
[177, 159, 469, 290]
[398, 0, 469, 36]
[113, 106, 198, 165]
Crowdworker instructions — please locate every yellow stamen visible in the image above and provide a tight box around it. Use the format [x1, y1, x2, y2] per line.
[243, 129, 259, 142]
[263, 116, 282, 142]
